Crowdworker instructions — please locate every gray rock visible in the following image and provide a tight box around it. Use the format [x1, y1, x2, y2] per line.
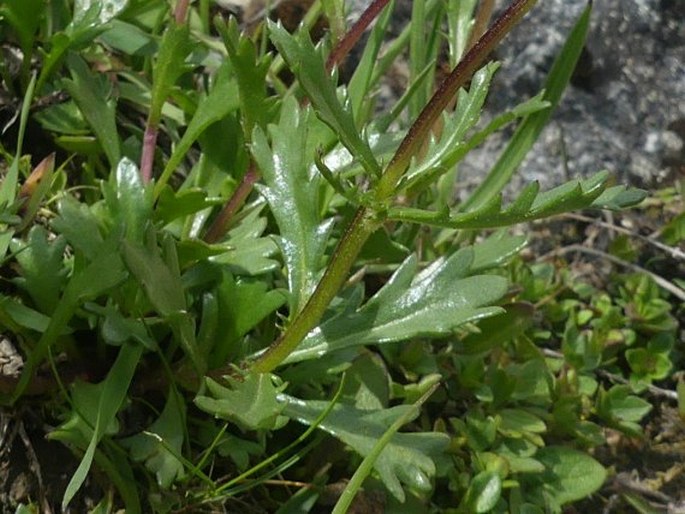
[460, 0, 685, 191]
[350, 0, 684, 190]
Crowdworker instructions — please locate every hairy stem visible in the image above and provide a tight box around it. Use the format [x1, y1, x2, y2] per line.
[251, 207, 379, 373]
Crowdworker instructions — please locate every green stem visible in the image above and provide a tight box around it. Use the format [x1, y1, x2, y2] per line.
[250, 0, 538, 373]
[251, 207, 379, 373]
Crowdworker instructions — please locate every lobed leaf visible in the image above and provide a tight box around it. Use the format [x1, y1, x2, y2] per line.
[209, 203, 280, 275]
[282, 246, 508, 364]
[64, 55, 121, 168]
[253, 98, 334, 314]
[149, 23, 192, 126]
[219, 18, 274, 137]
[123, 390, 186, 487]
[400, 62, 501, 190]
[268, 22, 382, 178]
[389, 172, 647, 229]
[154, 62, 240, 196]
[283, 396, 450, 502]
[11, 226, 68, 314]
[462, 3, 592, 212]
[195, 374, 286, 430]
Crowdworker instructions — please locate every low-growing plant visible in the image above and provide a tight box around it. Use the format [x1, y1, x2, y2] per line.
[0, 0, 661, 512]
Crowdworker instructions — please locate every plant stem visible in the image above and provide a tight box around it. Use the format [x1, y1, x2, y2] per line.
[175, 0, 191, 24]
[203, 162, 260, 243]
[206, 0, 392, 242]
[376, 0, 538, 202]
[325, 0, 391, 72]
[140, 125, 157, 183]
[251, 207, 379, 373]
[250, 0, 538, 372]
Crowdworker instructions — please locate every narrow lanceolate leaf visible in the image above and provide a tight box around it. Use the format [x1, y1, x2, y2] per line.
[218, 18, 273, 137]
[399, 62, 501, 191]
[64, 55, 121, 168]
[62, 342, 144, 510]
[253, 98, 334, 314]
[388, 172, 647, 229]
[281, 246, 508, 364]
[282, 396, 450, 502]
[155, 63, 240, 197]
[268, 22, 382, 178]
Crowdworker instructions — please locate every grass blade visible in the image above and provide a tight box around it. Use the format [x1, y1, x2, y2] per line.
[460, 2, 592, 212]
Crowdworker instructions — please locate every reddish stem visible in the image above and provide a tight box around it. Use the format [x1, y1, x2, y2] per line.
[325, 0, 391, 72]
[175, 0, 191, 24]
[140, 124, 157, 183]
[204, 1, 392, 242]
[204, 162, 260, 243]
[376, 0, 538, 199]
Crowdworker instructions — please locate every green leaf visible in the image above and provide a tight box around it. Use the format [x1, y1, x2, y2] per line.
[598, 385, 652, 428]
[525, 446, 606, 508]
[11, 226, 68, 314]
[404, 91, 550, 194]
[88, 303, 156, 349]
[122, 240, 185, 315]
[195, 374, 286, 430]
[149, 24, 192, 126]
[456, 303, 533, 354]
[208, 271, 286, 366]
[462, 3, 593, 212]
[60, 229, 128, 307]
[389, 172, 647, 229]
[342, 352, 391, 410]
[155, 186, 221, 226]
[460, 471, 502, 513]
[347, 0, 395, 120]
[209, 205, 280, 275]
[283, 396, 449, 502]
[253, 97, 333, 313]
[626, 347, 672, 381]
[64, 55, 121, 168]
[122, 235, 203, 371]
[63, 342, 144, 509]
[400, 62, 500, 191]
[100, 19, 157, 56]
[283, 247, 507, 364]
[268, 21, 382, 178]
[0, 0, 43, 55]
[123, 390, 186, 487]
[0, 294, 71, 334]
[155, 62, 240, 196]
[52, 195, 104, 261]
[218, 18, 273, 137]
[104, 157, 153, 242]
[74, 0, 128, 25]
[498, 409, 547, 437]
[0, 74, 35, 212]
